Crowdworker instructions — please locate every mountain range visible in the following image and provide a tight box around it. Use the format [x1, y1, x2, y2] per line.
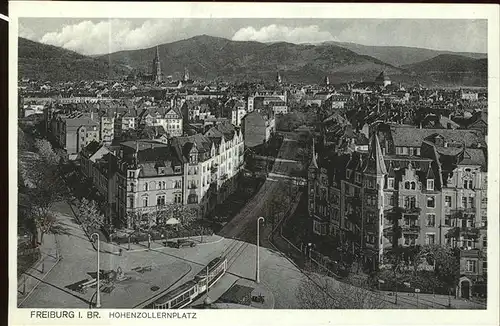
[18, 35, 488, 86]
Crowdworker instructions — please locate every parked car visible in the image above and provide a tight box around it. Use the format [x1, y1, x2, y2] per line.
[173, 239, 197, 248]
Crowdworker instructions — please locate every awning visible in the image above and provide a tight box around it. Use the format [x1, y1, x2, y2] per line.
[165, 218, 180, 225]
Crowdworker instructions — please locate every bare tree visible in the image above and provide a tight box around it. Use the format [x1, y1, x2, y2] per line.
[296, 265, 387, 309]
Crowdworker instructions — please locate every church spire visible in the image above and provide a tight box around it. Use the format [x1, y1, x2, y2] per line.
[152, 45, 162, 84]
[309, 138, 319, 170]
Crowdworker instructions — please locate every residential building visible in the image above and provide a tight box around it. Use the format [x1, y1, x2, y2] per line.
[51, 112, 100, 159]
[307, 123, 487, 293]
[241, 110, 276, 148]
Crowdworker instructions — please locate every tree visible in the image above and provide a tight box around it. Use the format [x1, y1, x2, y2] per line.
[34, 139, 60, 166]
[78, 198, 105, 232]
[416, 245, 460, 296]
[22, 151, 66, 246]
[296, 265, 386, 309]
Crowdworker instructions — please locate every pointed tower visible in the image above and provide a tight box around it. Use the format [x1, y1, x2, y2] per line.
[363, 132, 387, 268]
[152, 46, 162, 84]
[276, 70, 282, 85]
[308, 138, 319, 216]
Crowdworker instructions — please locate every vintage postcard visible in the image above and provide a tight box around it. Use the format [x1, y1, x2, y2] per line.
[8, 2, 499, 326]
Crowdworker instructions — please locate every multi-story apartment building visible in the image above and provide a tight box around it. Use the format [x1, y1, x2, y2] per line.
[106, 123, 244, 226]
[51, 112, 100, 159]
[172, 122, 245, 217]
[241, 110, 276, 148]
[231, 101, 247, 127]
[114, 108, 139, 140]
[114, 140, 185, 228]
[308, 123, 487, 298]
[99, 110, 115, 144]
[139, 106, 183, 137]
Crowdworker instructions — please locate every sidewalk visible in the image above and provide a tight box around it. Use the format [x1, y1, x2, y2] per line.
[379, 290, 487, 309]
[17, 233, 61, 307]
[111, 235, 224, 253]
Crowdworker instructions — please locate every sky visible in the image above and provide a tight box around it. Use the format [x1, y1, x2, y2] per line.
[18, 18, 488, 56]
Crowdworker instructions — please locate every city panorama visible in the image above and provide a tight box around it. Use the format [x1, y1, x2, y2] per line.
[17, 17, 488, 310]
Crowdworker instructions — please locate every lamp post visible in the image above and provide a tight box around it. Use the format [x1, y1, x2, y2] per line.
[91, 233, 101, 308]
[256, 216, 265, 284]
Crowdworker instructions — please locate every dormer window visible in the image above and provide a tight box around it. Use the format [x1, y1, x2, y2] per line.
[174, 166, 181, 174]
[158, 167, 165, 175]
[387, 178, 395, 189]
[128, 171, 135, 178]
[427, 179, 435, 191]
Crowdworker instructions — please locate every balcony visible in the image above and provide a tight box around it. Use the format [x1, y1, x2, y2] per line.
[451, 208, 476, 215]
[401, 225, 420, 234]
[445, 227, 480, 239]
[402, 206, 421, 214]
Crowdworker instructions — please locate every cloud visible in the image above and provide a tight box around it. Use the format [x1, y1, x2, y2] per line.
[39, 19, 193, 55]
[19, 23, 37, 41]
[232, 24, 337, 44]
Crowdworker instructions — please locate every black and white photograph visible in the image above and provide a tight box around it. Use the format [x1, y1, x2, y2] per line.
[9, 2, 500, 326]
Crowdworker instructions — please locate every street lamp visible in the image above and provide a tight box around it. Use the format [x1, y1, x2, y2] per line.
[90, 233, 101, 308]
[256, 216, 265, 284]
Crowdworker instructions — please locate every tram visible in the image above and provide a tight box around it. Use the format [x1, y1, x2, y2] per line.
[152, 256, 228, 309]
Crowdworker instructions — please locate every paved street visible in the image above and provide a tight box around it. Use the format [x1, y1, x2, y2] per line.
[219, 135, 302, 243]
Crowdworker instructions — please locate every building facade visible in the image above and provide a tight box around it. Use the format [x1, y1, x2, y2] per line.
[308, 123, 487, 296]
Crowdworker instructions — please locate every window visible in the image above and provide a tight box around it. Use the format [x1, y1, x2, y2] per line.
[404, 196, 417, 209]
[445, 196, 452, 207]
[427, 179, 434, 191]
[158, 167, 165, 175]
[157, 195, 166, 206]
[355, 173, 361, 183]
[130, 183, 135, 192]
[174, 193, 182, 204]
[128, 171, 135, 178]
[174, 180, 182, 188]
[482, 261, 487, 274]
[128, 197, 134, 208]
[462, 196, 468, 208]
[469, 197, 475, 208]
[427, 196, 435, 208]
[387, 178, 395, 189]
[405, 181, 410, 189]
[174, 166, 181, 174]
[482, 236, 487, 248]
[444, 214, 452, 226]
[142, 197, 148, 207]
[144, 183, 148, 191]
[466, 260, 477, 273]
[426, 214, 436, 227]
[468, 180, 473, 189]
[411, 182, 416, 190]
[425, 233, 436, 245]
[404, 216, 417, 226]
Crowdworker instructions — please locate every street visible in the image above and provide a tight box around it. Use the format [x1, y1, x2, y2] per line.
[219, 134, 303, 243]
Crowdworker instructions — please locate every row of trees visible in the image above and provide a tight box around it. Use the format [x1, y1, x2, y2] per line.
[19, 137, 67, 247]
[296, 264, 385, 309]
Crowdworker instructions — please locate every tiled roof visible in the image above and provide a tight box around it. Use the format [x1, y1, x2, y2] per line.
[390, 125, 486, 148]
